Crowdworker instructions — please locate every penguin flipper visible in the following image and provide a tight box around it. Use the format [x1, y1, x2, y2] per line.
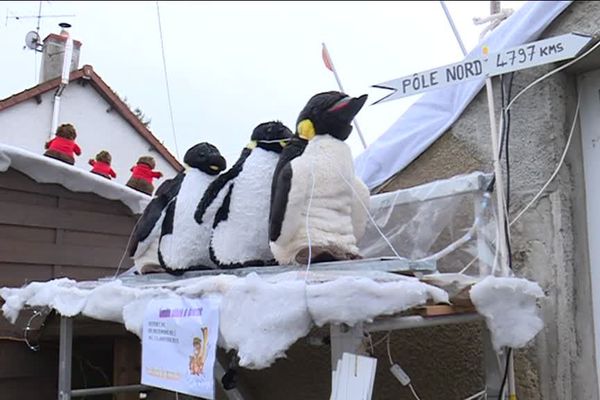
[157, 200, 177, 270]
[209, 184, 236, 267]
[269, 138, 308, 243]
[129, 173, 184, 257]
[269, 161, 309, 244]
[195, 148, 251, 224]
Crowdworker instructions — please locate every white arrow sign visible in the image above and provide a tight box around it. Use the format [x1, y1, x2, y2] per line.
[373, 32, 592, 104]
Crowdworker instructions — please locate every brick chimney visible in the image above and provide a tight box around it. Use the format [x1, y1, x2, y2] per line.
[39, 24, 82, 83]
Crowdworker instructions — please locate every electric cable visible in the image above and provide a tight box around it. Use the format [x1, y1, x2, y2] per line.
[155, 1, 180, 158]
[460, 79, 581, 274]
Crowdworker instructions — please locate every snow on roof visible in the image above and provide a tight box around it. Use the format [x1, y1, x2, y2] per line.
[355, 1, 573, 189]
[0, 271, 543, 369]
[0, 143, 150, 214]
[0, 65, 184, 172]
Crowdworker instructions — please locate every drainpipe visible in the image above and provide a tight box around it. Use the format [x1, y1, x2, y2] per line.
[50, 23, 74, 139]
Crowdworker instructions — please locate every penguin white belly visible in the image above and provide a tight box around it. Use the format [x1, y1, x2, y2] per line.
[211, 149, 278, 265]
[270, 136, 367, 264]
[159, 170, 217, 270]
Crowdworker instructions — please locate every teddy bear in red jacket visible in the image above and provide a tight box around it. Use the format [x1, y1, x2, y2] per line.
[126, 156, 163, 195]
[89, 150, 117, 180]
[44, 123, 81, 165]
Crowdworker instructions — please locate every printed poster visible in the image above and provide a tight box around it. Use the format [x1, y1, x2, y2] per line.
[141, 296, 220, 399]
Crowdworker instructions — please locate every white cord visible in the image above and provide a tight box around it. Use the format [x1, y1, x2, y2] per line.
[509, 93, 580, 226]
[506, 36, 600, 112]
[304, 159, 316, 276]
[328, 159, 403, 259]
[113, 215, 143, 278]
[386, 332, 394, 365]
[409, 384, 423, 400]
[371, 331, 391, 349]
[459, 89, 581, 275]
[386, 334, 423, 400]
[463, 388, 487, 400]
[335, 160, 493, 264]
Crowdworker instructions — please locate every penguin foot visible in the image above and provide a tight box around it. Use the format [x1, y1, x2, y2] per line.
[138, 264, 164, 275]
[295, 246, 361, 265]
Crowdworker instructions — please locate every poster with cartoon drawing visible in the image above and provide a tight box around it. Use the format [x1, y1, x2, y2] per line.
[142, 296, 220, 399]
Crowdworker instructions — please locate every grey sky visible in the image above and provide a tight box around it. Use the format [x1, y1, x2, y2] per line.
[1, 1, 524, 165]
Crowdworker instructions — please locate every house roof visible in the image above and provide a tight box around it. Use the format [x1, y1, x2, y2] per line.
[0, 143, 150, 214]
[0, 65, 184, 172]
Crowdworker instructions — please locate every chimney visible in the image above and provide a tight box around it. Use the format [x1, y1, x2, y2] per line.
[40, 23, 82, 83]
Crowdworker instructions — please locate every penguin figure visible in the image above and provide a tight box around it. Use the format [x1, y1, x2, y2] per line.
[158, 143, 227, 274]
[128, 174, 184, 274]
[202, 121, 293, 268]
[269, 91, 371, 265]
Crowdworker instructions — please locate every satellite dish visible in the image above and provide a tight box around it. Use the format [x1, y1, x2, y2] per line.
[24, 31, 41, 51]
[59, 22, 72, 29]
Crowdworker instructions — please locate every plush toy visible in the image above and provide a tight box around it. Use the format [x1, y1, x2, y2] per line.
[194, 121, 293, 268]
[88, 150, 117, 180]
[269, 91, 371, 265]
[158, 143, 227, 274]
[126, 156, 163, 195]
[128, 174, 184, 274]
[43, 123, 81, 165]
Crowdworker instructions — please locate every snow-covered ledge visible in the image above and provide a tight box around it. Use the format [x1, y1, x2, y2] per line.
[0, 272, 544, 369]
[0, 143, 150, 214]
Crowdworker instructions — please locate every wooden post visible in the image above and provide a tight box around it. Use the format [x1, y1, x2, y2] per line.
[113, 336, 141, 400]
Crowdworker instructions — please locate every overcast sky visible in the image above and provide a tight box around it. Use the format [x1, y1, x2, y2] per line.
[0, 1, 525, 164]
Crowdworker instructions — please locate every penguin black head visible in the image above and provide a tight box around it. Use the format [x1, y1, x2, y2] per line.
[296, 91, 367, 142]
[250, 121, 293, 153]
[183, 142, 227, 175]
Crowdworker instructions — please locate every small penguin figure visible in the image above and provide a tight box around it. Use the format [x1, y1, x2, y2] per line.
[88, 150, 117, 180]
[158, 143, 227, 274]
[128, 173, 184, 274]
[199, 121, 293, 268]
[44, 123, 81, 165]
[126, 156, 163, 195]
[269, 91, 371, 265]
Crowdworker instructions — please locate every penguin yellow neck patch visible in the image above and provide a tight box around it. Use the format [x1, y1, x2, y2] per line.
[297, 119, 316, 141]
[246, 140, 257, 150]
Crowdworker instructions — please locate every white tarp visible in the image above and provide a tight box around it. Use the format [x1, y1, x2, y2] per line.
[0, 143, 150, 214]
[354, 1, 573, 189]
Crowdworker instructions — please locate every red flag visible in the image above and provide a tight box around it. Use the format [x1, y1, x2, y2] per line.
[322, 43, 334, 72]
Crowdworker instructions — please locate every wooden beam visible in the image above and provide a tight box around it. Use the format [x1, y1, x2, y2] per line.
[113, 336, 142, 400]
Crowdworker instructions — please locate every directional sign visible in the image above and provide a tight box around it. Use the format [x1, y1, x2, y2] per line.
[373, 32, 592, 104]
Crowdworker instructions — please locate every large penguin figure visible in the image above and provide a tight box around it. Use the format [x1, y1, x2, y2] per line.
[158, 143, 227, 274]
[128, 174, 184, 274]
[200, 121, 293, 268]
[269, 91, 371, 265]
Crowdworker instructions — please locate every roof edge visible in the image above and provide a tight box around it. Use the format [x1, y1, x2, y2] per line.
[0, 65, 183, 172]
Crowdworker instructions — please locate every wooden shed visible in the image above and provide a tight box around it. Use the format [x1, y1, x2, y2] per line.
[0, 144, 149, 399]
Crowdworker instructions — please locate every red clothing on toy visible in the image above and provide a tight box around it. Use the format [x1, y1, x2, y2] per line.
[46, 136, 81, 158]
[130, 163, 162, 184]
[89, 160, 116, 179]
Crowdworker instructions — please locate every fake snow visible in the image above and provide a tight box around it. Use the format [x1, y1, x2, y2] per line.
[470, 276, 545, 352]
[1, 273, 543, 369]
[0, 144, 149, 214]
[306, 276, 448, 327]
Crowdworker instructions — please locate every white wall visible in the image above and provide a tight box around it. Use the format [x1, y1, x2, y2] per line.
[0, 82, 178, 186]
[578, 69, 600, 398]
